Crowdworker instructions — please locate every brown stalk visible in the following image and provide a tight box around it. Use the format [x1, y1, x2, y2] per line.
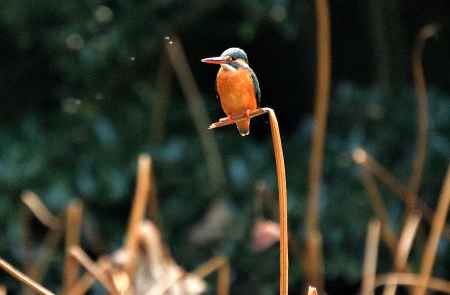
[0, 257, 54, 295]
[194, 256, 230, 295]
[361, 220, 381, 295]
[413, 165, 450, 295]
[20, 208, 33, 269]
[63, 200, 84, 294]
[21, 191, 61, 231]
[394, 213, 421, 271]
[383, 213, 421, 295]
[157, 256, 229, 295]
[165, 36, 226, 194]
[358, 166, 398, 253]
[124, 154, 152, 278]
[304, 0, 331, 289]
[0, 285, 5, 295]
[409, 24, 438, 195]
[69, 246, 119, 295]
[67, 257, 112, 295]
[217, 258, 230, 295]
[150, 50, 172, 145]
[21, 193, 63, 292]
[307, 286, 318, 295]
[209, 107, 288, 295]
[353, 148, 450, 239]
[25, 229, 62, 286]
[192, 256, 227, 279]
[375, 273, 450, 294]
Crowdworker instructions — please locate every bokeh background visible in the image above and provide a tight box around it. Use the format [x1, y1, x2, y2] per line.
[1, 0, 449, 294]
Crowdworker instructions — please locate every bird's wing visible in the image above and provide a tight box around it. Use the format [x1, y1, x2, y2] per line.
[249, 68, 261, 106]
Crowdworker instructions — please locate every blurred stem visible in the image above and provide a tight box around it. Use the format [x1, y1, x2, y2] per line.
[150, 50, 172, 145]
[63, 200, 83, 294]
[165, 36, 226, 195]
[375, 273, 450, 294]
[304, 0, 331, 289]
[209, 107, 288, 295]
[359, 167, 398, 253]
[0, 258, 54, 295]
[124, 154, 152, 279]
[383, 213, 421, 295]
[409, 24, 438, 195]
[69, 247, 119, 295]
[368, 0, 391, 94]
[413, 165, 450, 295]
[361, 220, 381, 295]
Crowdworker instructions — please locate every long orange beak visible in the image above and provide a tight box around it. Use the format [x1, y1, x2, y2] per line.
[201, 56, 227, 64]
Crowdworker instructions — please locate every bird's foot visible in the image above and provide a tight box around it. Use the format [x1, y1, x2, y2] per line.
[219, 116, 235, 123]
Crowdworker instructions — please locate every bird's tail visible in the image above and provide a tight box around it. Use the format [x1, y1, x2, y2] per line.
[236, 119, 250, 136]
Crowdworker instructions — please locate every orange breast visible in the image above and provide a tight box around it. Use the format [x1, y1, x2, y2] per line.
[216, 67, 257, 116]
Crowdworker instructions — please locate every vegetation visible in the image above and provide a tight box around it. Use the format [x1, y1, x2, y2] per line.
[0, 0, 449, 294]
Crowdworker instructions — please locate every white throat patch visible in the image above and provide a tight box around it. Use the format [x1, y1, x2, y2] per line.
[221, 64, 237, 72]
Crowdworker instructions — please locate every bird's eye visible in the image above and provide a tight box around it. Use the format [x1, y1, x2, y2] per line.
[228, 56, 235, 61]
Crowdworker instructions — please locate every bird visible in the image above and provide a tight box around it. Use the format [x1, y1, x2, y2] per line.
[201, 47, 261, 136]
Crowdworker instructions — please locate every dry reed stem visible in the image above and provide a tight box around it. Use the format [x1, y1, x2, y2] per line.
[413, 165, 450, 295]
[409, 24, 438, 194]
[21, 191, 61, 231]
[124, 154, 152, 278]
[0, 258, 55, 295]
[359, 167, 398, 253]
[25, 229, 62, 285]
[361, 220, 381, 295]
[375, 273, 450, 294]
[194, 256, 230, 295]
[353, 148, 450, 239]
[67, 257, 111, 295]
[165, 36, 226, 194]
[304, 0, 331, 289]
[157, 256, 229, 295]
[217, 259, 230, 295]
[209, 107, 288, 295]
[20, 208, 33, 269]
[150, 50, 172, 145]
[0, 285, 5, 295]
[307, 286, 318, 295]
[69, 246, 119, 295]
[63, 200, 83, 294]
[394, 213, 421, 271]
[383, 213, 421, 295]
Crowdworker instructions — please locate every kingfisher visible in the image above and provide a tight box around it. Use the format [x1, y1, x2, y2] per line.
[201, 48, 261, 136]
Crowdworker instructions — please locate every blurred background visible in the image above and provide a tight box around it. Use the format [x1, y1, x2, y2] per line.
[0, 0, 449, 294]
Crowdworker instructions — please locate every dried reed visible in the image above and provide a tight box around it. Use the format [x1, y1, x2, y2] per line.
[0, 258, 54, 295]
[63, 200, 83, 294]
[165, 36, 226, 194]
[124, 154, 152, 278]
[361, 220, 381, 295]
[209, 107, 288, 295]
[409, 24, 438, 195]
[413, 165, 450, 295]
[304, 0, 331, 289]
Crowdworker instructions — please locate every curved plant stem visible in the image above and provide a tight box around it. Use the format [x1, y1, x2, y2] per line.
[409, 24, 438, 195]
[209, 107, 288, 295]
